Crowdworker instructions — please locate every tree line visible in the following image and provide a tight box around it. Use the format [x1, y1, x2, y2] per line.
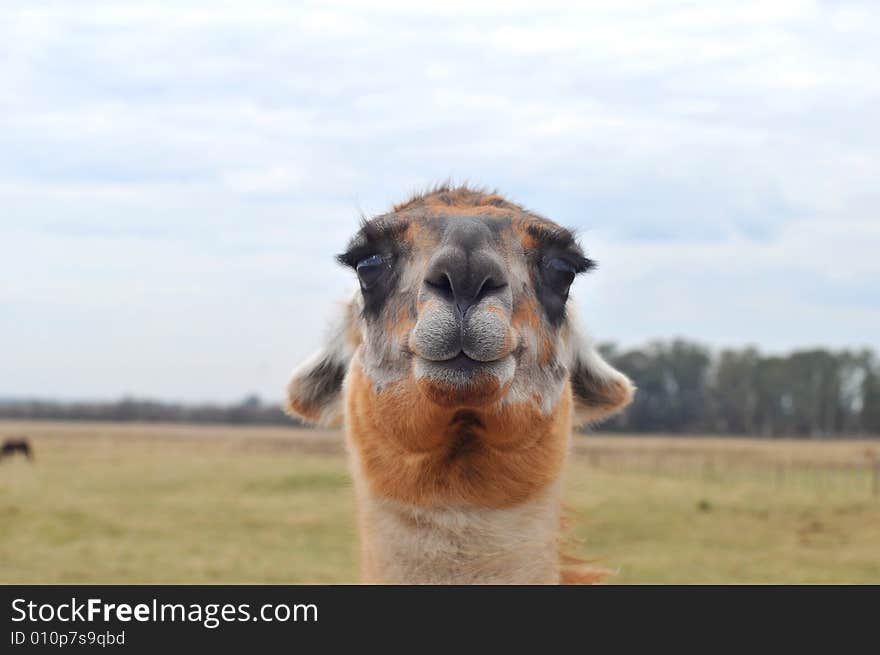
[598, 340, 880, 437]
[0, 395, 297, 426]
[1, 341, 879, 437]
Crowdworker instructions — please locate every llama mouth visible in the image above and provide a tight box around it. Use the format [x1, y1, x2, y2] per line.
[413, 353, 516, 406]
[416, 352, 508, 376]
[433, 352, 496, 371]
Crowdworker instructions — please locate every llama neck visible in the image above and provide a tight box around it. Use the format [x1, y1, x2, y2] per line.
[351, 464, 563, 584]
[343, 360, 572, 583]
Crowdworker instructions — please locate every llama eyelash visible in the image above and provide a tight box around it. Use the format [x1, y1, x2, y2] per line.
[337, 219, 409, 269]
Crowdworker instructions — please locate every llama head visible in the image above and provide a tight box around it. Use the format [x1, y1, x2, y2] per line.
[286, 185, 633, 429]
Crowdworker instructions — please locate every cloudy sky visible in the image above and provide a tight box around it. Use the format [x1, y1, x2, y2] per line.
[2, 0, 878, 402]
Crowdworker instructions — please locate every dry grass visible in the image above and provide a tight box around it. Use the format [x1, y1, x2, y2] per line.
[1, 420, 878, 584]
[574, 433, 879, 466]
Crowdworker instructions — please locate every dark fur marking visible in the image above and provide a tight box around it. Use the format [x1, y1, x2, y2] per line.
[524, 225, 595, 326]
[446, 410, 484, 461]
[337, 219, 411, 317]
[302, 357, 347, 410]
[570, 361, 618, 408]
[450, 410, 484, 432]
[337, 219, 409, 268]
[525, 224, 594, 273]
[447, 431, 480, 461]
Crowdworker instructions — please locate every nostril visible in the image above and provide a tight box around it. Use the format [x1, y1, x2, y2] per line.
[453, 276, 508, 318]
[425, 271, 454, 298]
[474, 276, 507, 303]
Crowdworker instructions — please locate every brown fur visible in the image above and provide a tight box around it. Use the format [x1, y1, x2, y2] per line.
[392, 183, 521, 213]
[286, 185, 635, 584]
[560, 567, 611, 585]
[346, 360, 571, 508]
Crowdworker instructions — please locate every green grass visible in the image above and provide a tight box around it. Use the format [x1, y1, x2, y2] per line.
[1, 421, 878, 583]
[566, 469, 880, 583]
[0, 428, 357, 583]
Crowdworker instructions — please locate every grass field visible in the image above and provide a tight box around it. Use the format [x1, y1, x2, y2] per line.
[1, 420, 878, 584]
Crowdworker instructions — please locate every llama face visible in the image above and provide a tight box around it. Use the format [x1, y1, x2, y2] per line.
[338, 193, 594, 411]
[287, 186, 633, 428]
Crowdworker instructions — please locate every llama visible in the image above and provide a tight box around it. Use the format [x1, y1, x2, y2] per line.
[286, 185, 634, 584]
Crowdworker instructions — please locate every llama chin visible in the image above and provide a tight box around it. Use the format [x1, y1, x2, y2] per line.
[286, 184, 634, 584]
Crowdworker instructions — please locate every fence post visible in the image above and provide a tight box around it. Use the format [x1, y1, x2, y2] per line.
[873, 461, 879, 498]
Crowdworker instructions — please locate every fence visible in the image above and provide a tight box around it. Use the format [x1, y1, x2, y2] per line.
[573, 445, 880, 498]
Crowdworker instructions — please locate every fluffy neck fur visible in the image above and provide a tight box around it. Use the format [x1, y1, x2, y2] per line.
[343, 356, 572, 584]
[352, 473, 564, 584]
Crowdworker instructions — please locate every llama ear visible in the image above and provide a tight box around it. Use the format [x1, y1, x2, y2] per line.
[285, 294, 362, 427]
[565, 315, 635, 427]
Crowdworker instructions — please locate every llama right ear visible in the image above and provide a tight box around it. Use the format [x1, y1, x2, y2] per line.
[285, 295, 361, 427]
[565, 313, 635, 428]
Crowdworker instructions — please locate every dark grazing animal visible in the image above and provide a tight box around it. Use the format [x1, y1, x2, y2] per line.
[1, 438, 33, 461]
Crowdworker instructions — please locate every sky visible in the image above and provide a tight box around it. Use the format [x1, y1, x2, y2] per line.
[1, 0, 879, 402]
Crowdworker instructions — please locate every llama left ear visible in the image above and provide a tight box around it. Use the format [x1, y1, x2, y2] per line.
[285, 294, 362, 427]
[565, 314, 635, 427]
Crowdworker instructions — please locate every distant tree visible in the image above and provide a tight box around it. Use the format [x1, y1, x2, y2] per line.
[602, 339, 710, 433]
[604, 345, 667, 431]
[837, 350, 872, 435]
[785, 350, 842, 437]
[712, 347, 760, 434]
[661, 339, 712, 432]
[863, 368, 880, 436]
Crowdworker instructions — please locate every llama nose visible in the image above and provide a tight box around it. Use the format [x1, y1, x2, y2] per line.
[423, 249, 508, 318]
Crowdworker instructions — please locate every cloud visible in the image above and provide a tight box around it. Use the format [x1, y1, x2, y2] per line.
[0, 0, 878, 400]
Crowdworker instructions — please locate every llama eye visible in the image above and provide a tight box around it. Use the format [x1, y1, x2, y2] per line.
[356, 254, 388, 289]
[545, 257, 576, 291]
